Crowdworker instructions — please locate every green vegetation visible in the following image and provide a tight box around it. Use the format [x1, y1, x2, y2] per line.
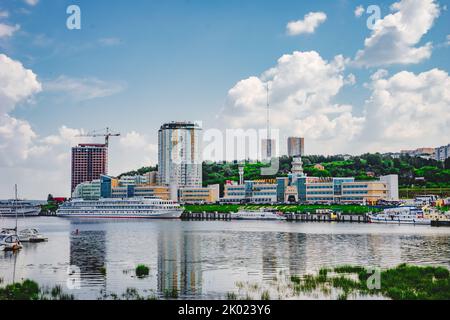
[135, 264, 150, 278]
[184, 204, 379, 214]
[99, 266, 107, 276]
[201, 154, 450, 196]
[40, 194, 59, 215]
[120, 154, 450, 199]
[232, 264, 450, 300]
[118, 166, 157, 178]
[289, 264, 450, 300]
[163, 287, 179, 299]
[0, 280, 74, 300]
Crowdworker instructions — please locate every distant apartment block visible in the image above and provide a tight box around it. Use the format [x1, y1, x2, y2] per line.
[71, 144, 108, 193]
[401, 148, 435, 158]
[261, 138, 276, 160]
[435, 144, 450, 161]
[287, 137, 305, 157]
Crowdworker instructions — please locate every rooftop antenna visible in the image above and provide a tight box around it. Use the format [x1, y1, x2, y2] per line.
[266, 83, 270, 141]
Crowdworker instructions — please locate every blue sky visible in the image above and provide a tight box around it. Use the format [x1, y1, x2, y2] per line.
[0, 0, 449, 198]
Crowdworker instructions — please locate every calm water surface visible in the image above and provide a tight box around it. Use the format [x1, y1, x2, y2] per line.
[1, 217, 450, 299]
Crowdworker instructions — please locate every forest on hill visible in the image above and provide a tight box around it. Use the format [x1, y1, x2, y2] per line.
[120, 153, 450, 190]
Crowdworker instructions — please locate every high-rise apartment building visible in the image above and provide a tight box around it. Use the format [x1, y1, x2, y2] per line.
[287, 137, 305, 157]
[158, 122, 202, 187]
[261, 139, 276, 160]
[71, 144, 108, 193]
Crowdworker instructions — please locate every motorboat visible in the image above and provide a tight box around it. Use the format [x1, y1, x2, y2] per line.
[18, 229, 48, 243]
[0, 234, 23, 251]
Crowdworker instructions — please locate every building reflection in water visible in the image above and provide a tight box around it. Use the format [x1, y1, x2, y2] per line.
[70, 230, 107, 287]
[157, 230, 202, 297]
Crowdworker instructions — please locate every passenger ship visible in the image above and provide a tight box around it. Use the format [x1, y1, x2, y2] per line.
[368, 206, 430, 225]
[56, 198, 183, 219]
[0, 200, 41, 217]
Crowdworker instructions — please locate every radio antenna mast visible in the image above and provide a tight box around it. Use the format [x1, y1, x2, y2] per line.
[266, 83, 270, 141]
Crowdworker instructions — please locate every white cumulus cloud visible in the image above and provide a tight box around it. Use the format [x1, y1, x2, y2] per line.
[0, 23, 20, 38]
[221, 50, 363, 155]
[359, 68, 450, 152]
[44, 75, 125, 101]
[286, 12, 327, 36]
[354, 6, 365, 17]
[354, 0, 440, 67]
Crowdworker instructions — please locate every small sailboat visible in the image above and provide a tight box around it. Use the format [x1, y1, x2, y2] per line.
[0, 185, 23, 251]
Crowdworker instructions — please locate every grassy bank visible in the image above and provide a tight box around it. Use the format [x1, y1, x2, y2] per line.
[230, 264, 450, 300]
[2, 264, 449, 300]
[400, 188, 450, 199]
[184, 204, 379, 215]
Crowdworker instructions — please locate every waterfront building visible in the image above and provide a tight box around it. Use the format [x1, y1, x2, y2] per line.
[221, 157, 399, 205]
[287, 137, 305, 157]
[111, 185, 171, 200]
[72, 180, 101, 200]
[222, 180, 278, 204]
[179, 184, 220, 204]
[71, 143, 108, 193]
[119, 175, 149, 186]
[72, 175, 219, 204]
[158, 122, 202, 187]
[435, 144, 450, 161]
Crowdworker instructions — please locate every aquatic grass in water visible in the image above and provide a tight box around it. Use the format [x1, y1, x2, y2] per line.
[0, 280, 74, 300]
[231, 264, 450, 300]
[135, 264, 150, 278]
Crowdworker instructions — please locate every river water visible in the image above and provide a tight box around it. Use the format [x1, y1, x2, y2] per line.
[1, 217, 449, 299]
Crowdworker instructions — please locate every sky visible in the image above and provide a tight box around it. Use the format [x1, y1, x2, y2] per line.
[0, 0, 449, 199]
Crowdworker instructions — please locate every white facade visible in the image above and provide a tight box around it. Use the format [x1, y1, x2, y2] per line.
[72, 180, 101, 200]
[158, 122, 202, 187]
[119, 175, 149, 186]
[380, 174, 399, 201]
[435, 144, 450, 161]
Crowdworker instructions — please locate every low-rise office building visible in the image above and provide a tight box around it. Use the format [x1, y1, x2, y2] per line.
[179, 184, 220, 204]
[72, 175, 219, 204]
[221, 158, 399, 205]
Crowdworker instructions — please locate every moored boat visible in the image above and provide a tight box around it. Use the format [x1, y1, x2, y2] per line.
[18, 229, 48, 242]
[0, 200, 40, 217]
[0, 234, 23, 251]
[56, 197, 183, 219]
[232, 209, 286, 220]
[368, 206, 430, 225]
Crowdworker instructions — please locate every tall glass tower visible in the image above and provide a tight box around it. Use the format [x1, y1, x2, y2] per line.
[158, 122, 202, 187]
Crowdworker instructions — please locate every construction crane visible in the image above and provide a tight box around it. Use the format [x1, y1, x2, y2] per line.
[76, 127, 121, 147]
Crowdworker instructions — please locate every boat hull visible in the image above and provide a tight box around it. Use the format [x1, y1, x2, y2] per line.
[431, 220, 450, 227]
[369, 217, 430, 225]
[56, 210, 183, 219]
[0, 209, 40, 217]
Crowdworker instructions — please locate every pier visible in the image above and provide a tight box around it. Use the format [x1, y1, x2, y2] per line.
[284, 213, 369, 223]
[181, 212, 232, 220]
[181, 211, 369, 223]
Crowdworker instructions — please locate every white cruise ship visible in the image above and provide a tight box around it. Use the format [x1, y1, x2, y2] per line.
[0, 200, 41, 217]
[56, 198, 183, 219]
[232, 209, 287, 221]
[368, 206, 430, 225]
